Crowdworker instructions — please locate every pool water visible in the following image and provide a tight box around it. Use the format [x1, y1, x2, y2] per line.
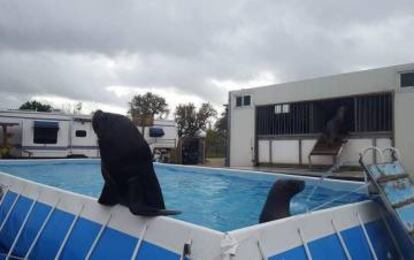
[0, 161, 368, 231]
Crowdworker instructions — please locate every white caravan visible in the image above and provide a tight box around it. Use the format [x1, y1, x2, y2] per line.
[0, 110, 99, 158]
[0, 110, 177, 159]
[142, 119, 177, 150]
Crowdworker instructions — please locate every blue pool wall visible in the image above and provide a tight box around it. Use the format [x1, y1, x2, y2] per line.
[0, 191, 405, 260]
[0, 173, 225, 260]
[0, 191, 179, 259]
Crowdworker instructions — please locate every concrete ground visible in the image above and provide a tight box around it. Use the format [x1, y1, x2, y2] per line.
[203, 157, 365, 181]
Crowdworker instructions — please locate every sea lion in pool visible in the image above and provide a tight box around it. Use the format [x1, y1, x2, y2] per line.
[92, 110, 180, 216]
[259, 179, 305, 223]
[323, 106, 348, 146]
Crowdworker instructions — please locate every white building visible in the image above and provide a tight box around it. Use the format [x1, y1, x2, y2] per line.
[228, 63, 414, 173]
[0, 110, 99, 158]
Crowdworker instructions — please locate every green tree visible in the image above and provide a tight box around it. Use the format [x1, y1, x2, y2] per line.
[128, 92, 169, 135]
[175, 103, 217, 137]
[214, 105, 228, 137]
[206, 106, 228, 158]
[19, 100, 53, 112]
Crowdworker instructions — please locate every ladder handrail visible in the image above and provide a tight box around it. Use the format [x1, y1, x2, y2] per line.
[382, 147, 401, 162]
[379, 209, 404, 259]
[359, 147, 384, 166]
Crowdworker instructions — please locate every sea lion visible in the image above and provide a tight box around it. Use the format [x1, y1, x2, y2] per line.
[323, 106, 348, 145]
[92, 110, 180, 216]
[259, 179, 305, 223]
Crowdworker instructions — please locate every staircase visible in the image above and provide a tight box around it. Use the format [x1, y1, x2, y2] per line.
[308, 135, 347, 170]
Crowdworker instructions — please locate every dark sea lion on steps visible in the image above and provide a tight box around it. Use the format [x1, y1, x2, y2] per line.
[323, 106, 348, 145]
[259, 179, 305, 223]
[92, 110, 180, 216]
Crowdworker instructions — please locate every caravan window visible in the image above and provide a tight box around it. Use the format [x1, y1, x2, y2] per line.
[75, 130, 87, 137]
[33, 121, 59, 144]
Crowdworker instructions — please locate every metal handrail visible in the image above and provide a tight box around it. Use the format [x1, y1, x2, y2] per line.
[359, 146, 384, 165]
[382, 147, 401, 162]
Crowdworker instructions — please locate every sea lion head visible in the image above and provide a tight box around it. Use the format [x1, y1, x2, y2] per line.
[92, 110, 108, 140]
[259, 179, 306, 223]
[277, 179, 306, 197]
[92, 110, 128, 140]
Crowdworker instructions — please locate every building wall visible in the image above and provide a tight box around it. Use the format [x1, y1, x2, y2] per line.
[229, 102, 255, 167]
[258, 137, 392, 167]
[395, 88, 414, 173]
[229, 63, 414, 168]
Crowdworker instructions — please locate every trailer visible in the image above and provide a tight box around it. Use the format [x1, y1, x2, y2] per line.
[137, 119, 178, 162]
[0, 110, 99, 158]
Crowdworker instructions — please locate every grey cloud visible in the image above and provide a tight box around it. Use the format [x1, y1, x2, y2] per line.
[0, 0, 414, 111]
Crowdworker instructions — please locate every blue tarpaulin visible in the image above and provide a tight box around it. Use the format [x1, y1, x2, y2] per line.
[34, 121, 59, 129]
[149, 128, 164, 138]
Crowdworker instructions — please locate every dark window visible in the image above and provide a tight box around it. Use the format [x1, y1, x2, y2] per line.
[243, 95, 251, 106]
[256, 102, 312, 135]
[256, 93, 392, 136]
[236, 96, 242, 107]
[75, 130, 87, 137]
[355, 94, 392, 132]
[401, 73, 414, 87]
[33, 121, 59, 144]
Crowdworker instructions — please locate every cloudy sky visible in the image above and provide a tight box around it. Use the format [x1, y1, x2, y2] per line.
[1, 0, 413, 115]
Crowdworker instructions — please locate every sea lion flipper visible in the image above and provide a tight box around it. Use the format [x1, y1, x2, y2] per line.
[126, 176, 181, 216]
[128, 205, 181, 216]
[98, 183, 120, 206]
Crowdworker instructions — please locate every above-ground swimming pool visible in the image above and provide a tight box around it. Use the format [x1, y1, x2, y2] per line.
[0, 159, 409, 259]
[0, 160, 367, 231]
